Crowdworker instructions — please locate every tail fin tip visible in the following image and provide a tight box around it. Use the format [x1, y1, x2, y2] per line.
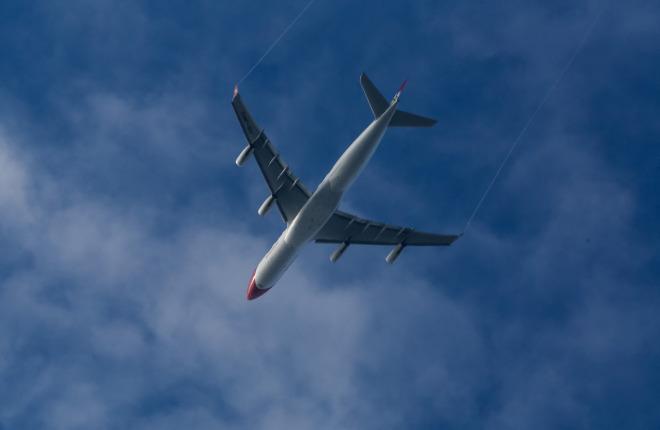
[398, 79, 408, 94]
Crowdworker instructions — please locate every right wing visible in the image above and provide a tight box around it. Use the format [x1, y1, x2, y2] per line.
[231, 88, 311, 223]
[315, 210, 459, 246]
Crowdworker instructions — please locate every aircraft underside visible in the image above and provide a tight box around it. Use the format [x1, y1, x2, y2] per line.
[232, 73, 459, 300]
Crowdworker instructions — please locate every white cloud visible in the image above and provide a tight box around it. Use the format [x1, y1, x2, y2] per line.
[0, 120, 480, 429]
[1, 1, 659, 428]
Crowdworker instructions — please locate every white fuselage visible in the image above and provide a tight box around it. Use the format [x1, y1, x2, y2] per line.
[252, 101, 399, 292]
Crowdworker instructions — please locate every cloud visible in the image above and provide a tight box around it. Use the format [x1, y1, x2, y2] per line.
[1, 1, 659, 429]
[0, 118, 482, 429]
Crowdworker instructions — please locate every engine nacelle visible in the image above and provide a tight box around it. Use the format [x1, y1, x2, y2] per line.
[235, 145, 253, 167]
[258, 194, 275, 216]
[330, 242, 350, 263]
[385, 243, 405, 264]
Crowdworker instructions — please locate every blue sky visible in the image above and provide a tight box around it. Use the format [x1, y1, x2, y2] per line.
[0, 1, 659, 428]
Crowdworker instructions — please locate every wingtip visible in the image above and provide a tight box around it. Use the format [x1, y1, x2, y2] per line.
[233, 84, 239, 99]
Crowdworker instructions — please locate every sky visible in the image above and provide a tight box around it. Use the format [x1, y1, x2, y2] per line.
[0, 0, 659, 429]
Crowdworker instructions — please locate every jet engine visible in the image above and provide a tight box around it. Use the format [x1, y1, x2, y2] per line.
[258, 194, 275, 216]
[385, 243, 405, 264]
[330, 242, 350, 263]
[235, 145, 253, 166]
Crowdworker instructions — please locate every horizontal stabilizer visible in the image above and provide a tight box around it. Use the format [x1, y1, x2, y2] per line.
[389, 110, 437, 127]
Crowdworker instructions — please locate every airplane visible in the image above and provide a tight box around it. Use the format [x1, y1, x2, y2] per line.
[232, 73, 460, 300]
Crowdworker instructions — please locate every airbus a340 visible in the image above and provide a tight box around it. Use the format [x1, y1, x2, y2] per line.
[232, 73, 459, 300]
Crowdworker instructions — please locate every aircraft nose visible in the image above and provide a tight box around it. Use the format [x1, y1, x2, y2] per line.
[247, 270, 270, 301]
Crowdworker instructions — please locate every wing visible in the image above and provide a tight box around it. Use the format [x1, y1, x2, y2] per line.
[315, 210, 459, 246]
[231, 89, 311, 223]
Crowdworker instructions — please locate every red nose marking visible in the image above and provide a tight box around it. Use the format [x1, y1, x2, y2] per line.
[247, 270, 270, 301]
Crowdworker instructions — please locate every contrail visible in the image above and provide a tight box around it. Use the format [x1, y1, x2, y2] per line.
[237, 0, 320, 86]
[462, 6, 605, 234]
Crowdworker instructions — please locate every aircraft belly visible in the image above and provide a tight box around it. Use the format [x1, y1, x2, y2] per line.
[255, 232, 298, 289]
[326, 114, 390, 192]
[285, 182, 341, 247]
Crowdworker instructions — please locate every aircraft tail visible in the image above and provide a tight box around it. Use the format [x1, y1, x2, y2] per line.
[359, 73, 437, 128]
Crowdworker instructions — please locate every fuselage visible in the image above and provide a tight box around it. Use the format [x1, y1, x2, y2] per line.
[247, 101, 399, 299]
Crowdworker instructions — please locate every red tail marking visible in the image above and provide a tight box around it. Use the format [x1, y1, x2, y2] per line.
[398, 79, 408, 94]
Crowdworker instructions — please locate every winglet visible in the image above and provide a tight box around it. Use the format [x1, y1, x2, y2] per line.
[233, 84, 239, 99]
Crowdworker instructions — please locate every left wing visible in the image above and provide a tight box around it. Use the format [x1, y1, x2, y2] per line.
[231, 88, 311, 223]
[315, 210, 459, 263]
